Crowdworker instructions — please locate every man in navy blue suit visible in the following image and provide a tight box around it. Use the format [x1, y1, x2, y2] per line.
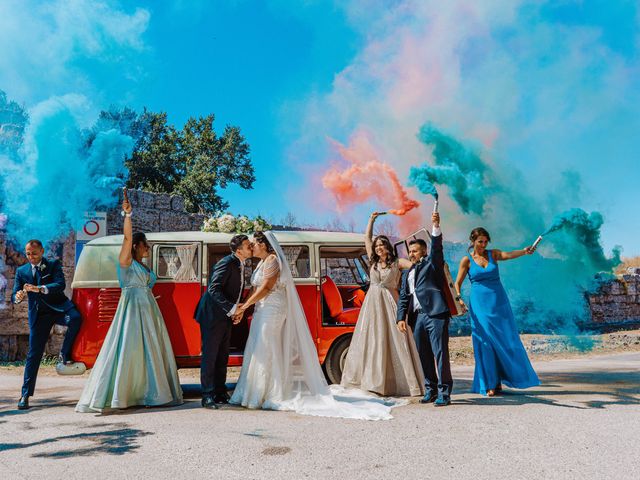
[397, 212, 453, 406]
[194, 234, 253, 409]
[11, 239, 82, 410]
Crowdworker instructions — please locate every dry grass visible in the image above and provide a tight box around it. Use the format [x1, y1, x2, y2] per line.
[616, 256, 640, 274]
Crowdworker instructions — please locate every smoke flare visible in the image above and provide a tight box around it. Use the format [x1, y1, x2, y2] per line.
[410, 123, 494, 215]
[322, 130, 420, 218]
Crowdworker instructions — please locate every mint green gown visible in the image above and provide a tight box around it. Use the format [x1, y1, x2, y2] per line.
[76, 260, 183, 412]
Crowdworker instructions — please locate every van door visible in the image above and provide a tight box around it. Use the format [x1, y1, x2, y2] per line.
[152, 242, 204, 357]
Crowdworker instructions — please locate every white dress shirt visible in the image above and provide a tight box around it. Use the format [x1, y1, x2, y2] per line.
[32, 263, 49, 294]
[408, 225, 442, 313]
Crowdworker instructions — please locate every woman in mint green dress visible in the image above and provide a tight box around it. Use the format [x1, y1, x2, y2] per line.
[76, 190, 183, 412]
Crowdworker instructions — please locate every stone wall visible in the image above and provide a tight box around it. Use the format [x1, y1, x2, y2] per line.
[587, 269, 640, 329]
[0, 190, 205, 361]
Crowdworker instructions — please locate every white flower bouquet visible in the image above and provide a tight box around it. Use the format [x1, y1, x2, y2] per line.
[202, 217, 219, 233]
[201, 213, 272, 234]
[253, 216, 271, 232]
[217, 214, 237, 233]
[236, 216, 252, 234]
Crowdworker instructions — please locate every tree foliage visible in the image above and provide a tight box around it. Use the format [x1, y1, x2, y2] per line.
[93, 107, 255, 214]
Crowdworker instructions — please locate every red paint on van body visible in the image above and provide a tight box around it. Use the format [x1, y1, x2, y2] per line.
[72, 282, 358, 369]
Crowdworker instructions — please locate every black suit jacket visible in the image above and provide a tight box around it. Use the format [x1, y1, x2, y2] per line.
[194, 254, 243, 326]
[11, 258, 75, 327]
[397, 234, 450, 322]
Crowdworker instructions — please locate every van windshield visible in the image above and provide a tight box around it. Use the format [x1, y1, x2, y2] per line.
[73, 245, 121, 286]
[319, 246, 369, 285]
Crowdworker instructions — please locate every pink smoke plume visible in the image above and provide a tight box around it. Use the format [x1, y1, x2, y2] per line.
[321, 130, 421, 232]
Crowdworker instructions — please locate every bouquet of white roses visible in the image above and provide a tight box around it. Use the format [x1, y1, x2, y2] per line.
[217, 214, 237, 233]
[202, 217, 219, 232]
[252, 216, 271, 232]
[236, 216, 252, 234]
[201, 213, 272, 234]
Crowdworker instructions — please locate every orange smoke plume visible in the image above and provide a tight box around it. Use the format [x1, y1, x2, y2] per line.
[321, 130, 420, 217]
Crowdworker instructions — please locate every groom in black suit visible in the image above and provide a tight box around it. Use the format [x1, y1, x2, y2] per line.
[194, 234, 253, 409]
[11, 239, 82, 410]
[397, 212, 453, 406]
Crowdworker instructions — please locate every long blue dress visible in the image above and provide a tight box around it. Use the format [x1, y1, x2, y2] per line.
[76, 260, 183, 412]
[467, 251, 539, 395]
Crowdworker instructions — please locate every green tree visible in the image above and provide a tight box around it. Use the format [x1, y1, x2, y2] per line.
[101, 108, 255, 214]
[125, 110, 180, 195]
[173, 115, 254, 213]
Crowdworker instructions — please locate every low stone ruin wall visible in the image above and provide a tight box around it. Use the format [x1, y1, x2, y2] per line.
[587, 269, 640, 329]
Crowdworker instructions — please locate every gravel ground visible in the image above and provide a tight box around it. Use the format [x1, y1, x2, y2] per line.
[1, 350, 639, 480]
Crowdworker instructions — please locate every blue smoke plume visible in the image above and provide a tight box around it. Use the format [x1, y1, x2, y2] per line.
[0, 90, 134, 249]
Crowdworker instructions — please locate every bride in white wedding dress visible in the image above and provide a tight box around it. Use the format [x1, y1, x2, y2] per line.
[230, 231, 402, 420]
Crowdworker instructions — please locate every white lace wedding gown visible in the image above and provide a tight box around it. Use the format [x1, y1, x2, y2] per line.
[230, 232, 402, 420]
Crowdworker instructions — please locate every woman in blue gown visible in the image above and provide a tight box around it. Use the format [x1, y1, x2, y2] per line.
[76, 190, 183, 412]
[454, 227, 540, 396]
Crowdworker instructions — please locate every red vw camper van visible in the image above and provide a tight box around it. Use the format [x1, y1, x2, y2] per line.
[70, 228, 463, 384]
[71, 231, 371, 384]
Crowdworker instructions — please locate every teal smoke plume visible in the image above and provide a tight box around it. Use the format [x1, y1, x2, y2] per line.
[409, 123, 493, 214]
[542, 208, 621, 271]
[411, 122, 621, 336]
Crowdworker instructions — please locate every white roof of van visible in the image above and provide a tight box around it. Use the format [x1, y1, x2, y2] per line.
[86, 230, 366, 245]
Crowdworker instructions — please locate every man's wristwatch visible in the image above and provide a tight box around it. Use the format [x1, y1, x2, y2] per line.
[121, 210, 133, 218]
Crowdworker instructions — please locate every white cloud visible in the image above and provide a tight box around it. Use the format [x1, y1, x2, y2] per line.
[0, 0, 150, 104]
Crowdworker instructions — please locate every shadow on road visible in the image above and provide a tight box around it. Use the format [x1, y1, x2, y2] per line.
[0, 420, 152, 458]
[453, 370, 640, 409]
[0, 395, 77, 418]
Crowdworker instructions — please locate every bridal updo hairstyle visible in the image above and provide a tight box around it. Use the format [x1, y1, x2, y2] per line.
[253, 231, 275, 254]
[131, 232, 148, 258]
[468, 227, 491, 252]
[371, 235, 397, 270]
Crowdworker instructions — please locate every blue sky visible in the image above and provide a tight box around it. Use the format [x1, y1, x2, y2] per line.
[1, 0, 638, 257]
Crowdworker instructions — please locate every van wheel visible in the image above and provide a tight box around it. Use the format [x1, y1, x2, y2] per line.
[324, 335, 352, 385]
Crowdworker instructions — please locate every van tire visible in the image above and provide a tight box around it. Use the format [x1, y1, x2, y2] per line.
[323, 334, 352, 384]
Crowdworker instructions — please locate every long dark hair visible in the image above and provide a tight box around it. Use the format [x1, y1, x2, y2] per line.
[370, 235, 397, 269]
[253, 231, 274, 254]
[468, 227, 491, 252]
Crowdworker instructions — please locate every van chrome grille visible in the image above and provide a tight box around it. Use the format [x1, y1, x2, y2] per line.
[98, 288, 121, 322]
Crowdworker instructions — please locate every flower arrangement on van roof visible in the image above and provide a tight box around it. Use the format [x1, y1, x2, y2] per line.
[202, 214, 272, 234]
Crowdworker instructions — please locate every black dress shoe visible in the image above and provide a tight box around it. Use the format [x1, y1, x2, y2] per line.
[17, 396, 30, 410]
[420, 393, 438, 404]
[201, 396, 219, 409]
[214, 393, 230, 405]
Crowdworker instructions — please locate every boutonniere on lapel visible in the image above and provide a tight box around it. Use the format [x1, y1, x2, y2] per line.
[37, 263, 47, 273]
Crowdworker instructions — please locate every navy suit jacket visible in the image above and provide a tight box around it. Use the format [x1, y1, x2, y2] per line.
[11, 258, 75, 327]
[397, 234, 450, 322]
[194, 254, 243, 326]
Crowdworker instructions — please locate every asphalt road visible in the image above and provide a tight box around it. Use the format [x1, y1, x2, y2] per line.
[1, 353, 639, 480]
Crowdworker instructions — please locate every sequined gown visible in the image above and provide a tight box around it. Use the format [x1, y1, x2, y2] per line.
[340, 261, 425, 396]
